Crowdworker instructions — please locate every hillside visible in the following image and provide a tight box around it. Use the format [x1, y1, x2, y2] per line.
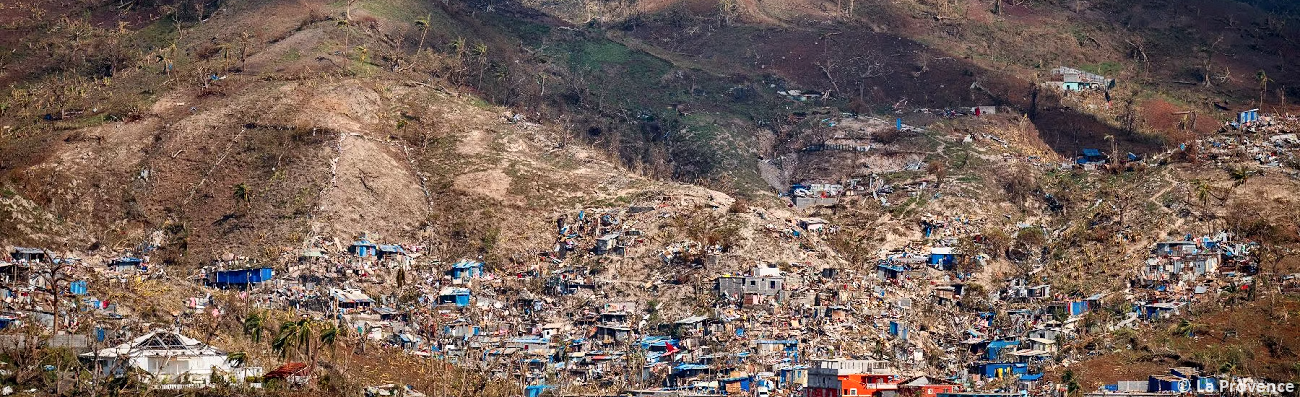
[0, 0, 1298, 396]
[0, 0, 655, 260]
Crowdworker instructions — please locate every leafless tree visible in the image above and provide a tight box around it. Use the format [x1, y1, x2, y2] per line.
[1200, 36, 1224, 87]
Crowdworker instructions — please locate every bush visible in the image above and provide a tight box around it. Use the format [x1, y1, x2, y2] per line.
[872, 128, 901, 144]
[981, 228, 1011, 258]
[727, 198, 750, 213]
[1016, 226, 1047, 249]
[999, 167, 1038, 203]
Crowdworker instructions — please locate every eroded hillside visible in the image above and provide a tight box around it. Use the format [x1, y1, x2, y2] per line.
[0, 0, 1299, 396]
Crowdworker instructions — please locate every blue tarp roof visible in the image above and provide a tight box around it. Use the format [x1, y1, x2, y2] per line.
[1020, 374, 1044, 381]
[878, 264, 908, 272]
[452, 259, 483, 269]
[640, 336, 680, 349]
[989, 340, 1020, 348]
[675, 364, 710, 371]
[351, 239, 375, 246]
[1082, 148, 1103, 157]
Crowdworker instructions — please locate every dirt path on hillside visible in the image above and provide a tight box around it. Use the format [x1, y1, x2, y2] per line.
[1147, 172, 1176, 214]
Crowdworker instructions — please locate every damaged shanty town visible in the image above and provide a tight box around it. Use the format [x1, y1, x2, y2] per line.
[0, 63, 1299, 396]
[4, 0, 1300, 386]
[0, 195, 1285, 397]
[2, 92, 1297, 397]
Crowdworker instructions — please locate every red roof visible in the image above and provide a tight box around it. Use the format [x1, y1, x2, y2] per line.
[265, 362, 309, 379]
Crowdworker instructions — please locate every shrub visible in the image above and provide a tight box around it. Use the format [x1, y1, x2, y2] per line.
[872, 128, 901, 144]
[727, 198, 749, 213]
[998, 167, 1038, 203]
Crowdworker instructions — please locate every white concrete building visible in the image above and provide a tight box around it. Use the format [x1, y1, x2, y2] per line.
[81, 330, 259, 388]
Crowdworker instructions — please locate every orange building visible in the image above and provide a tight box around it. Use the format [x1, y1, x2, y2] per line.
[805, 359, 900, 397]
[842, 373, 902, 396]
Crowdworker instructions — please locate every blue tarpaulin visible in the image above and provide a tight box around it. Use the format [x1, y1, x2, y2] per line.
[1069, 301, 1089, 316]
[1239, 109, 1259, 124]
[987, 340, 1020, 360]
[211, 268, 273, 285]
[525, 385, 552, 397]
[449, 260, 484, 279]
[349, 240, 377, 257]
[640, 336, 680, 350]
[888, 322, 908, 339]
[440, 288, 472, 307]
[69, 280, 88, 295]
[980, 362, 1028, 378]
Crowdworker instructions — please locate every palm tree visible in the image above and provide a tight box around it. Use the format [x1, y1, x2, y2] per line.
[449, 37, 466, 60]
[233, 183, 251, 206]
[337, 19, 352, 51]
[1189, 179, 1214, 218]
[1219, 360, 1238, 375]
[355, 46, 368, 65]
[415, 15, 431, 52]
[273, 319, 340, 384]
[244, 311, 265, 343]
[318, 323, 339, 365]
[226, 351, 248, 368]
[1172, 318, 1201, 337]
[319, 323, 338, 350]
[1062, 370, 1081, 397]
[1228, 166, 1253, 188]
[273, 319, 314, 360]
[473, 42, 490, 85]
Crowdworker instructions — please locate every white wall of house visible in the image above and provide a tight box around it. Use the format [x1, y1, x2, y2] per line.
[124, 354, 231, 384]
